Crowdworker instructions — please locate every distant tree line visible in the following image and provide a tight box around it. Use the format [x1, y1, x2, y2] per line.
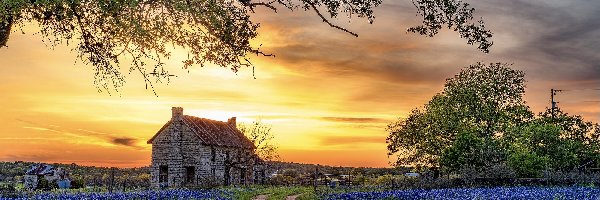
[1, 160, 412, 190]
[0, 161, 151, 191]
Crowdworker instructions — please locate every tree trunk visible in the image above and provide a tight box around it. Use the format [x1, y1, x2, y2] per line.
[0, 16, 13, 47]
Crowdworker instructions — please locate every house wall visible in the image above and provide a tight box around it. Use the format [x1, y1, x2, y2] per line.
[150, 119, 259, 188]
[150, 118, 187, 188]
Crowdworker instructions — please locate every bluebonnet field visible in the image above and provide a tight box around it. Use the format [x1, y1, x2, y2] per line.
[325, 186, 600, 200]
[2, 186, 600, 199]
[1, 189, 232, 200]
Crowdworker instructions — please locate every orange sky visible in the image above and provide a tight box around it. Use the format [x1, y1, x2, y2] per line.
[0, 1, 599, 168]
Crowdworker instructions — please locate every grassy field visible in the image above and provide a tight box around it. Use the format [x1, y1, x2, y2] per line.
[226, 186, 316, 200]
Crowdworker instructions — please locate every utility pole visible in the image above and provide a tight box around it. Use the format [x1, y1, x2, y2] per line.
[551, 89, 562, 119]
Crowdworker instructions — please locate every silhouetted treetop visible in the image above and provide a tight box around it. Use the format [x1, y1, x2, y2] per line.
[0, 0, 492, 93]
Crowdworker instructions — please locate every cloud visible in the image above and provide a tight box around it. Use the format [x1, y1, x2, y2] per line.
[319, 117, 389, 123]
[474, 0, 600, 81]
[0, 154, 58, 162]
[319, 135, 386, 146]
[17, 118, 144, 149]
[110, 137, 138, 147]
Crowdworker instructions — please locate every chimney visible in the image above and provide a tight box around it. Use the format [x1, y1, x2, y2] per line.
[172, 107, 183, 120]
[227, 117, 236, 127]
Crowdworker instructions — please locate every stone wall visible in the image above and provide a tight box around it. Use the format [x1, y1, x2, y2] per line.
[150, 117, 259, 188]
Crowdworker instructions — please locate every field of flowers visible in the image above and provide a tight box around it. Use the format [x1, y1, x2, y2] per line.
[324, 186, 600, 200]
[2, 186, 600, 200]
[1, 189, 232, 200]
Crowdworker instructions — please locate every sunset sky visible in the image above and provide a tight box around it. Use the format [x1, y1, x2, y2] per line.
[0, 0, 599, 168]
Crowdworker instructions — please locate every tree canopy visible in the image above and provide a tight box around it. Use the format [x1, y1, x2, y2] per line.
[1, 0, 492, 93]
[386, 63, 600, 178]
[386, 63, 528, 168]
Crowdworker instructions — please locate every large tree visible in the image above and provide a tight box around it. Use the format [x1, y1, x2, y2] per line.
[0, 0, 492, 93]
[386, 63, 531, 170]
[387, 63, 600, 177]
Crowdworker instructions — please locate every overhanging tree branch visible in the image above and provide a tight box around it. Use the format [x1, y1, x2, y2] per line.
[308, 2, 358, 37]
[0, 0, 493, 94]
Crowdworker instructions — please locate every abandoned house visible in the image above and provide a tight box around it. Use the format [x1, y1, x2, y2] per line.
[147, 107, 265, 188]
[24, 164, 70, 190]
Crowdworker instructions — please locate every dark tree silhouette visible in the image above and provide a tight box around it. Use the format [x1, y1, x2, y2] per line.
[0, 0, 492, 93]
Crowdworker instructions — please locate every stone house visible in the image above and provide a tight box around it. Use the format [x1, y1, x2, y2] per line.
[147, 107, 265, 188]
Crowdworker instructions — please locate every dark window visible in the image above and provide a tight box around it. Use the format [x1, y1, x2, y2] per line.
[159, 165, 168, 183]
[185, 166, 195, 184]
[254, 169, 264, 184]
[240, 168, 247, 184]
[211, 147, 216, 162]
[224, 166, 230, 186]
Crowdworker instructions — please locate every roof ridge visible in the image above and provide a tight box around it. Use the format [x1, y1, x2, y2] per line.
[183, 115, 227, 123]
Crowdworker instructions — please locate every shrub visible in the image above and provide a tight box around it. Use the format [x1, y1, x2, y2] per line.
[508, 148, 549, 178]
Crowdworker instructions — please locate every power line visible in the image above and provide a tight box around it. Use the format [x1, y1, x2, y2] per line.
[555, 88, 600, 92]
[555, 100, 600, 104]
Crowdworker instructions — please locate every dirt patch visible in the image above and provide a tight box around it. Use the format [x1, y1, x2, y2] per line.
[286, 194, 301, 200]
[252, 194, 269, 200]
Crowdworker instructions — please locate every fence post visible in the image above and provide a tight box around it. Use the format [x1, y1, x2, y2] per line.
[109, 167, 115, 193]
[313, 164, 319, 193]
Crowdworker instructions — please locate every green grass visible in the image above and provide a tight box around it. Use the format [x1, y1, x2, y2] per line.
[3, 184, 320, 200]
[224, 185, 316, 200]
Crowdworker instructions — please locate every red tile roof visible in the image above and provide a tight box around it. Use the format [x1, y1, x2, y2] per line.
[147, 115, 255, 149]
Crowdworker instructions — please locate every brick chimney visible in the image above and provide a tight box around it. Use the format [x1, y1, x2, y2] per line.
[227, 117, 236, 127]
[172, 107, 183, 120]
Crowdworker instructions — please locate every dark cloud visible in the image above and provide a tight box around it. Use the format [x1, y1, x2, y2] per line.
[254, 0, 600, 120]
[111, 137, 138, 147]
[474, 0, 600, 82]
[265, 37, 455, 85]
[262, 0, 600, 81]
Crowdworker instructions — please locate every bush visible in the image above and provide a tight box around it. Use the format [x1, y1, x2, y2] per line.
[0, 183, 19, 198]
[543, 170, 600, 185]
[71, 178, 85, 189]
[508, 148, 549, 178]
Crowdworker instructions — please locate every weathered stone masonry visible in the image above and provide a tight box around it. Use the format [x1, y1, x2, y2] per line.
[148, 107, 264, 188]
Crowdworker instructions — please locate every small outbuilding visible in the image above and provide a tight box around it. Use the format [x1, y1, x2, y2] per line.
[24, 164, 70, 190]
